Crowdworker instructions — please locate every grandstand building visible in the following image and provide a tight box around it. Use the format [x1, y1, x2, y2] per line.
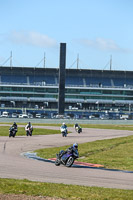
[0, 66, 133, 118]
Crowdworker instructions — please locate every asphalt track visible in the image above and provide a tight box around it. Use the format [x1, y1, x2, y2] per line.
[0, 125, 133, 190]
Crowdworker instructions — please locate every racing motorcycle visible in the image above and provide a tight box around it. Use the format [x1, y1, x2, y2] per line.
[9, 126, 17, 137]
[60, 127, 67, 137]
[75, 126, 82, 134]
[55, 149, 79, 167]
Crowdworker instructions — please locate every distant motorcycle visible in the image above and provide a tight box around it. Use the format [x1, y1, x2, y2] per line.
[60, 127, 67, 137]
[26, 128, 32, 136]
[55, 149, 79, 167]
[9, 126, 17, 137]
[75, 126, 82, 134]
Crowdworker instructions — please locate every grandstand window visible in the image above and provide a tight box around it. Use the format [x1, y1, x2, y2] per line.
[47, 88, 58, 93]
[65, 89, 80, 94]
[22, 88, 34, 92]
[44, 94, 57, 98]
[23, 94, 33, 97]
[11, 87, 20, 91]
[126, 97, 133, 100]
[11, 94, 22, 97]
[1, 87, 11, 91]
[111, 90, 123, 95]
[125, 91, 133, 95]
[66, 95, 84, 99]
[103, 90, 112, 94]
[33, 88, 44, 93]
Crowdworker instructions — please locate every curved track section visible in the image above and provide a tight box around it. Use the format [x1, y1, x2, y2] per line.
[0, 126, 133, 189]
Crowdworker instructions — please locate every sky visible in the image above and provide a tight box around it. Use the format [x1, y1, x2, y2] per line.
[0, 0, 133, 71]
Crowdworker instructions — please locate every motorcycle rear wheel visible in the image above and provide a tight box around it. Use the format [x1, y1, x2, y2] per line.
[66, 156, 74, 167]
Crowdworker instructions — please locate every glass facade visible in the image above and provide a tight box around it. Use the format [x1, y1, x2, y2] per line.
[1, 85, 133, 106]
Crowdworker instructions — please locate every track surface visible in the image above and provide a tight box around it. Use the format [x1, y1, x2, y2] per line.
[0, 126, 133, 189]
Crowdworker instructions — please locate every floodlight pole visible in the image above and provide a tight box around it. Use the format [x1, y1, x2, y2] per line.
[10, 51, 12, 67]
[110, 55, 112, 71]
[58, 43, 66, 115]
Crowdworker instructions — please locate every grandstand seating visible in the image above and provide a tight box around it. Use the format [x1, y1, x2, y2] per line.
[85, 77, 111, 87]
[1, 75, 27, 84]
[112, 78, 126, 87]
[124, 78, 133, 86]
[1, 74, 56, 85]
[111, 78, 133, 87]
[1, 72, 133, 88]
[29, 75, 56, 85]
[65, 76, 83, 86]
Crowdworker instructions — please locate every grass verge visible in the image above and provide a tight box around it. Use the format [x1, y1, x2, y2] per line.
[0, 126, 60, 136]
[1, 123, 133, 136]
[0, 178, 133, 200]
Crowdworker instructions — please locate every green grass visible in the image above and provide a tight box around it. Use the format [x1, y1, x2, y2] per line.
[0, 178, 133, 200]
[82, 123, 133, 131]
[35, 135, 133, 171]
[2, 122, 133, 129]
[79, 135, 133, 171]
[0, 122, 64, 126]
[33, 123, 133, 131]
[0, 126, 60, 136]
[1, 123, 133, 137]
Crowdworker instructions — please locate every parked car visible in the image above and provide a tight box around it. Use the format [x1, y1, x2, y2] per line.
[35, 114, 42, 118]
[19, 114, 28, 118]
[12, 113, 18, 118]
[0, 111, 9, 118]
[28, 114, 33, 118]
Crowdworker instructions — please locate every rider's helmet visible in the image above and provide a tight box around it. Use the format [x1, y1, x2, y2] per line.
[73, 143, 78, 149]
[13, 122, 17, 127]
[62, 122, 65, 125]
[28, 122, 31, 126]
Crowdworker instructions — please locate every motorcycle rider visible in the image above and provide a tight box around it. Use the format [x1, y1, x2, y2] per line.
[59, 143, 79, 158]
[25, 122, 33, 135]
[60, 122, 68, 134]
[74, 123, 79, 130]
[74, 123, 82, 132]
[9, 122, 18, 135]
[60, 122, 67, 129]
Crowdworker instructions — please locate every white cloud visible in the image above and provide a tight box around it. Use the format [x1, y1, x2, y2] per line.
[79, 38, 130, 53]
[9, 31, 57, 48]
[95, 38, 119, 51]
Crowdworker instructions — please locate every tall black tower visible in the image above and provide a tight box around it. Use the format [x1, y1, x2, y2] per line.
[58, 43, 66, 115]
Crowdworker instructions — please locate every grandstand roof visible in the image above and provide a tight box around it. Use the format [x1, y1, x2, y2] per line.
[1, 66, 133, 78]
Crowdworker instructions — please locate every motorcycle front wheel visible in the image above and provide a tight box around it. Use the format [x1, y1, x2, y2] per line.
[62, 132, 67, 137]
[55, 158, 61, 166]
[66, 156, 74, 167]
